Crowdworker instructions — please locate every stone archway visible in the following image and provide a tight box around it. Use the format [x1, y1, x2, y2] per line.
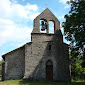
[46, 60, 53, 81]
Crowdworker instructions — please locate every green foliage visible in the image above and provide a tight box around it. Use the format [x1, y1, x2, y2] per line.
[71, 54, 85, 80]
[0, 59, 4, 75]
[63, 0, 85, 57]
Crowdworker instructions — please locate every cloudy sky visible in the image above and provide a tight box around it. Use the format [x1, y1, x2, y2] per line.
[0, 0, 70, 60]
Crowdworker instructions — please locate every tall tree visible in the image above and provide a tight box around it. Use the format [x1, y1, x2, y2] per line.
[63, 0, 85, 61]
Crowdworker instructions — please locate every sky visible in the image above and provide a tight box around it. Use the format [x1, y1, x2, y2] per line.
[0, 0, 70, 61]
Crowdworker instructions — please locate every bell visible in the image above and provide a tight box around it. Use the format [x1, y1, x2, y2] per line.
[41, 21, 44, 26]
[41, 21, 45, 31]
[41, 27, 45, 31]
[45, 22, 47, 29]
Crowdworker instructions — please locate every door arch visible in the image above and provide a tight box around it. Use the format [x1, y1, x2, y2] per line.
[46, 60, 53, 81]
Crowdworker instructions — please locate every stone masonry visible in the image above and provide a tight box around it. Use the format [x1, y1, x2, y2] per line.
[2, 46, 25, 80]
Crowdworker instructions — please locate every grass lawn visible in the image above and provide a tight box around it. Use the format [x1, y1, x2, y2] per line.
[0, 79, 85, 85]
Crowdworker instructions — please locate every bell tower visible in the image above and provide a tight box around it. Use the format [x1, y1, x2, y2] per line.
[31, 8, 63, 43]
[32, 8, 60, 34]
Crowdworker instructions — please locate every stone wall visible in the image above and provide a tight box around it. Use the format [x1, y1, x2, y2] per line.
[4, 46, 25, 80]
[24, 33, 71, 81]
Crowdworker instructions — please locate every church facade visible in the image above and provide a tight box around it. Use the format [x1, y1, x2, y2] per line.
[2, 8, 71, 81]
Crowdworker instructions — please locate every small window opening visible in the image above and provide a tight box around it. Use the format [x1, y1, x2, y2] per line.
[49, 45, 51, 50]
[49, 21, 54, 33]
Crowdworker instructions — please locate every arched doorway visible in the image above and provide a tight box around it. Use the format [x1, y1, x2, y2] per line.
[46, 60, 53, 81]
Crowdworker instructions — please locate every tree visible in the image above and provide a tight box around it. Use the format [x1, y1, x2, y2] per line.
[63, 0, 85, 66]
[0, 59, 4, 75]
[63, 0, 85, 80]
[70, 52, 85, 80]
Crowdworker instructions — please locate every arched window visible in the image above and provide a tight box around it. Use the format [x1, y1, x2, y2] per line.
[40, 19, 47, 33]
[49, 20, 55, 33]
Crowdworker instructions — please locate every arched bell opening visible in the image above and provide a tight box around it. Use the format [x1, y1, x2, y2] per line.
[46, 60, 53, 81]
[40, 19, 47, 33]
[49, 20, 55, 34]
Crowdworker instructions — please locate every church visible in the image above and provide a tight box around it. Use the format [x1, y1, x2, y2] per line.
[2, 8, 71, 81]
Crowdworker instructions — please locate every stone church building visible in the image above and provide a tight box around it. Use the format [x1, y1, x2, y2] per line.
[2, 8, 71, 81]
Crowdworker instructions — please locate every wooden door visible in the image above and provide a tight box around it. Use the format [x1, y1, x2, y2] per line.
[46, 60, 53, 81]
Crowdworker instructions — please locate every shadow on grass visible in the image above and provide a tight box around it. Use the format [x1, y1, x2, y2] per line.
[19, 80, 51, 85]
[19, 80, 85, 85]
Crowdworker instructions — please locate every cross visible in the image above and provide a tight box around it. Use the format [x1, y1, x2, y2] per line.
[45, 4, 48, 8]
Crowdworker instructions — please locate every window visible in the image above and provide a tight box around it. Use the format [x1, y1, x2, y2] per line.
[49, 21, 54, 33]
[49, 45, 51, 50]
